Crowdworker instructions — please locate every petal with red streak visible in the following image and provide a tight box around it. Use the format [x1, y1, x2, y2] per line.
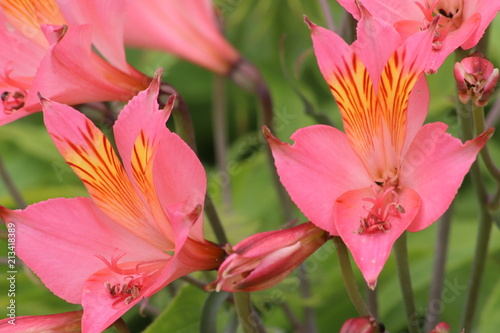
[42, 99, 172, 250]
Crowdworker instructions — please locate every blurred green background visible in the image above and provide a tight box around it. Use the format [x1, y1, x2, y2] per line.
[1, 0, 500, 332]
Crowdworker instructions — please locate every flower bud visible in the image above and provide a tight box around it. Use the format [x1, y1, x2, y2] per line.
[454, 52, 499, 106]
[430, 322, 450, 333]
[207, 222, 328, 292]
[340, 316, 386, 333]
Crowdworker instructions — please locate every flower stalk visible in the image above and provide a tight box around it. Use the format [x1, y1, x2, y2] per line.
[332, 237, 369, 317]
[393, 232, 419, 333]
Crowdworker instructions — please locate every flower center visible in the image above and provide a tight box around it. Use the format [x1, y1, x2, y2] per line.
[415, 0, 464, 49]
[97, 251, 166, 308]
[355, 183, 405, 234]
[2, 90, 26, 113]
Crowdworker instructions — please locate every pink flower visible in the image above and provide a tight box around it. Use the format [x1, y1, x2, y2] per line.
[454, 51, 499, 106]
[0, 0, 150, 125]
[337, 0, 500, 72]
[0, 311, 83, 333]
[0, 72, 224, 333]
[208, 222, 328, 292]
[340, 316, 385, 333]
[122, 0, 240, 75]
[265, 15, 492, 287]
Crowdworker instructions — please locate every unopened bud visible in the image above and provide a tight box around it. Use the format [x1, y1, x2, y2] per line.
[454, 52, 499, 106]
[207, 222, 328, 292]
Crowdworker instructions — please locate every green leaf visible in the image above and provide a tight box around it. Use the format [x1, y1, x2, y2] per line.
[142, 285, 207, 333]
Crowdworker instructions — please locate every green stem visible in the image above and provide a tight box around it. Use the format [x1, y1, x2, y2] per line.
[471, 104, 500, 182]
[0, 153, 26, 208]
[112, 318, 130, 333]
[393, 232, 420, 333]
[204, 192, 229, 245]
[424, 205, 453, 332]
[364, 283, 379, 319]
[233, 292, 266, 333]
[457, 99, 493, 332]
[332, 237, 369, 316]
[212, 74, 232, 208]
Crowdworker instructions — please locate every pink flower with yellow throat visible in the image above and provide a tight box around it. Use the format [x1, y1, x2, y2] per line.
[0, 71, 224, 333]
[265, 12, 492, 287]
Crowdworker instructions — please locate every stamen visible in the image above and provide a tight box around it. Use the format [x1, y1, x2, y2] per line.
[97, 250, 166, 308]
[355, 185, 405, 234]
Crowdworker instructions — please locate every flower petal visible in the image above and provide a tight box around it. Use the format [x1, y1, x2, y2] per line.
[334, 186, 421, 286]
[0, 198, 166, 304]
[0, 311, 83, 333]
[25, 24, 148, 111]
[265, 125, 371, 235]
[81, 256, 191, 333]
[42, 99, 172, 250]
[123, 0, 240, 74]
[153, 130, 207, 242]
[56, 0, 131, 72]
[401, 123, 493, 232]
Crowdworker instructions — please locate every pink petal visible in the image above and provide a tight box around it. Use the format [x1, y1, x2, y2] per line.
[426, 14, 481, 72]
[351, 8, 401, 88]
[0, 311, 83, 333]
[56, 0, 131, 73]
[265, 125, 371, 235]
[81, 256, 191, 333]
[0, 198, 166, 304]
[153, 130, 207, 242]
[25, 24, 148, 111]
[334, 186, 421, 286]
[403, 75, 429, 156]
[462, 2, 500, 49]
[42, 98, 172, 250]
[305, 17, 354, 88]
[401, 123, 493, 232]
[123, 0, 240, 74]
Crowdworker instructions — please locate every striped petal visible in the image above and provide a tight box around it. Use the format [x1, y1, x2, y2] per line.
[42, 98, 173, 251]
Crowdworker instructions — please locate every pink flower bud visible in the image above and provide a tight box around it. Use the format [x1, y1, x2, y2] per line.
[430, 322, 451, 333]
[207, 222, 328, 292]
[454, 52, 499, 106]
[340, 316, 385, 333]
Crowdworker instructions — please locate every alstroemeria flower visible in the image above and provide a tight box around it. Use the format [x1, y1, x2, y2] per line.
[454, 52, 499, 106]
[0, 311, 83, 333]
[337, 0, 500, 72]
[265, 15, 492, 286]
[0, 72, 224, 333]
[0, 0, 150, 125]
[207, 222, 328, 292]
[122, 0, 240, 75]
